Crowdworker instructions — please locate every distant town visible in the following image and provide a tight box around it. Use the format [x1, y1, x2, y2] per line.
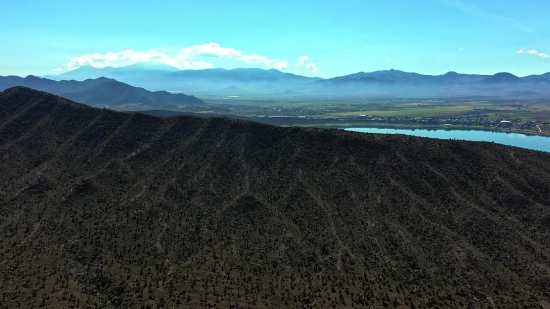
[234, 113, 549, 135]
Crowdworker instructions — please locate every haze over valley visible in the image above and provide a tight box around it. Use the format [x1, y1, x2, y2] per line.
[38, 64, 550, 98]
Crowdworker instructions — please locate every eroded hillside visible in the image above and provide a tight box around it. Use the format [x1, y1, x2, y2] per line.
[1, 87, 550, 308]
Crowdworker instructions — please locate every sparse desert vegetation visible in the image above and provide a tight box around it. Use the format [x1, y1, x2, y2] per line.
[1, 87, 550, 308]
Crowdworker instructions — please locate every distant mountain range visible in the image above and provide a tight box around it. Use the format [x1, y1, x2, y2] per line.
[42, 62, 180, 81]
[0, 75, 204, 109]
[316, 69, 550, 97]
[46, 65, 320, 95]
[39, 65, 550, 98]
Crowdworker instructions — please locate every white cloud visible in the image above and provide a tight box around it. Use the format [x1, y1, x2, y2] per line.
[272, 60, 288, 70]
[459, 48, 464, 51]
[177, 42, 242, 59]
[177, 43, 287, 69]
[295, 55, 320, 73]
[238, 53, 271, 66]
[297, 56, 309, 66]
[52, 50, 213, 72]
[51, 67, 72, 73]
[307, 63, 319, 73]
[52, 42, 292, 72]
[385, 56, 392, 62]
[515, 48, 550, 59]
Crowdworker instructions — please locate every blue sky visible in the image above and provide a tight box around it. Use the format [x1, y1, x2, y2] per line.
[1, 0, 549, 78]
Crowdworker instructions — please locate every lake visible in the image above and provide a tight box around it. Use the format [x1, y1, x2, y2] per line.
[345, 128, 550, 152]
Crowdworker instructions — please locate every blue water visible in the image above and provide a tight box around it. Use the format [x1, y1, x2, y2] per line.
[345, 128, 550, 152]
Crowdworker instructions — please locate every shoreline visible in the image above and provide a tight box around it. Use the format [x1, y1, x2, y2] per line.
[306, 123, 549, 138]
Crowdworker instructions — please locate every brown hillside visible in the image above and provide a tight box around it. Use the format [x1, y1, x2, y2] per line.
[1, 87, 550, 308]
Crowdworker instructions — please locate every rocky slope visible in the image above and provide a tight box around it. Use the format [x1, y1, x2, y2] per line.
[1, 87, 550, 308]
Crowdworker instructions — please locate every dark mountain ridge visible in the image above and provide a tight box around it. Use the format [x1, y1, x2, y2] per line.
[0, 75, 109, 93]
[1, 87, 550, 308]
[0, 75, 204, 109]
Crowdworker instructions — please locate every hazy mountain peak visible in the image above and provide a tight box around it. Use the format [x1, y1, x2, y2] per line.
[483, 72, 521, 84]
[121, 62, 180, 71]
[24, 75, 42, 80]
[29, 67, 550, 97]
[492, 72, 519, 78]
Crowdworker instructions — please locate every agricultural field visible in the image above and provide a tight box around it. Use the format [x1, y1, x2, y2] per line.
[200, 96, 550, 119]
[176, 96, 549, 136]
